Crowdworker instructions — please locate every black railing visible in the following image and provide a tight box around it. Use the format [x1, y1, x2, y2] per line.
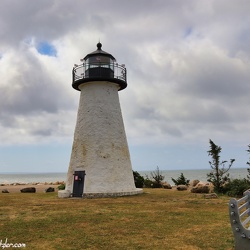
[72, 63, 127, 83]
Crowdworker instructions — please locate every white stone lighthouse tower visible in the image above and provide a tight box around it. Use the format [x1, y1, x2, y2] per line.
[59, 43, 142, 198]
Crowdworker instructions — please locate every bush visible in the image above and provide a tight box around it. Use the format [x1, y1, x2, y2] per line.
[223, 178, 250, 197]
[171, 173, 190, 186]
[150, 166, 165, 188]
[142, 167, 165, 188]
[143, 176, 162, 188]
[58, 183, 65, 190]
[133, 171, 144, 188]
[151, 181, 163, 188]
[143, 177, 154, 188]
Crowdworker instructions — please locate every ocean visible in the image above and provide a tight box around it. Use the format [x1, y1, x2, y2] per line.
[0, 168, 248, 185]
[140, 168, 249, 185]
[0, 172, 67, 185]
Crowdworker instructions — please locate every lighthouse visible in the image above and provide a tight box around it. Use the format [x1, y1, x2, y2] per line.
[58, 43, 142, 198]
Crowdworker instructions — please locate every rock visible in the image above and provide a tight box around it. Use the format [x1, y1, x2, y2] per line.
[189, 180, 200, 187]
[58, 190, 71, 198]
[20, 187, 36, 193]
[162, 182, 172, 189]
[204, 193, 218, 199]
[45, 187, 55, 193]
[177, 185, 188, 191]
[2, 189, 9, 193]
[191, 182, 213, 193]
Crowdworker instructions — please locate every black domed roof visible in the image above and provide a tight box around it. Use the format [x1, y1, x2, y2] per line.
[84, 43, 116, 61]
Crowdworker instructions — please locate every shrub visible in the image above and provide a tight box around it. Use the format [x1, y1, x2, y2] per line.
[58, 183, 65, 190]
[143, 177, 154, 188]
[171, 173, 190, 186]
[150, 166, 165, 188]
[142, 167, 165, 188]
[133, 171, 144, 188]
[143, 176, 162, 188]
[223, 179, 250, 197]
[151, 181, 163, 188]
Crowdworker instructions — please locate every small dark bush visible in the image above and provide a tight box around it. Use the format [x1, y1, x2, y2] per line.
[133, 171, 144, 188]
[58, 183, 65, 190]
[151, 182, 163, 188]
[150, 166, 165, 188]
[171, 173, 190, 186]
[223, 178, 250, 197]
[144, 177, 154, 188]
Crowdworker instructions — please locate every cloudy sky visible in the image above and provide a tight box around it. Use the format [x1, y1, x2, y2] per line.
[0, 0, 250, 173]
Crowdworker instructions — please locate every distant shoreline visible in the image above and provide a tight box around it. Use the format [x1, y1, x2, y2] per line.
[0, 168, 248, 187]
[0, 181, 65, 186]
[0, 183, 63, 193]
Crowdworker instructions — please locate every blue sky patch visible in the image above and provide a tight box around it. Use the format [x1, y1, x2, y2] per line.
[183, 27, 193, 38]
[37, 41, 57, 56]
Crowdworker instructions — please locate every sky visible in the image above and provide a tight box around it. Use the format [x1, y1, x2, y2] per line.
[0, 0, 250, 173]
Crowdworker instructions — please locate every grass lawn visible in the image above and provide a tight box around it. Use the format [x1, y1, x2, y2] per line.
[0, 188, 234, 249]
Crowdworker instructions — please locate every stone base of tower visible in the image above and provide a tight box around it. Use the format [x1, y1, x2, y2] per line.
[58, 189, 143, 198]
[82, 189, 143, 198]
[58, 190, 71, 198]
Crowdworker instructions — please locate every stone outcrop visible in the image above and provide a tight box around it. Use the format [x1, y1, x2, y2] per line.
[176, 185, 188, 191]
[204, 193, 218, 199]
[45, 187, 55, 193]
[191, 182, 214, 193]
[162, 182, 172, 189]
[189, 179, 200, 187]
[20, 187, 36, 193]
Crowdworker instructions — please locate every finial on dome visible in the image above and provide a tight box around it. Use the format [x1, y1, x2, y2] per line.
[97, 42, 102, 50]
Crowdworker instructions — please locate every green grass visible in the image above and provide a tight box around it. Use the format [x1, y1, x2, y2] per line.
[0, 189, 234, 249]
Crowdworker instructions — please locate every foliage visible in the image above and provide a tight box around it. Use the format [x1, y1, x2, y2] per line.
[150, 166, 165, 188]
[151, 182, 163, 188]
[143, 176, 154, 188]
[207, 139, 235, 193]
[171, 173, 190, 186]
[133, 171, 144, 188]
[246, 145, 250, 180]
[58, 183, 65, 190]
[247, 144, 250, 167]
[222, 144, 250, 197]
[223, 178, 250, 197]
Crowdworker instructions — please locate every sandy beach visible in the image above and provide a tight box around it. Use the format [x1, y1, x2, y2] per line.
[0, 183, 62, 193]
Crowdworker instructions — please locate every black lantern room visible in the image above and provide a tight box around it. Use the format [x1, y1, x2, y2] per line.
[72, 43, 127, 91]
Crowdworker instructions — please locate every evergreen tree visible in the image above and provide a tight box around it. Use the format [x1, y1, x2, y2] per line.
[150, 166, 165, 188]
[207, 139, 235, 193]
[133, 171, 144, 188]
[246, 144, 250, 179]
[171, 173, 190, 186]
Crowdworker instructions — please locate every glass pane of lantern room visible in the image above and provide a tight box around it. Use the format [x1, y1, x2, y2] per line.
[101, 57, 114, 70]
[99, 56, 110, 68]
[85, 58, 90, 70]
[110, 58, 114, 71]
[89, 57, 100, 68]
